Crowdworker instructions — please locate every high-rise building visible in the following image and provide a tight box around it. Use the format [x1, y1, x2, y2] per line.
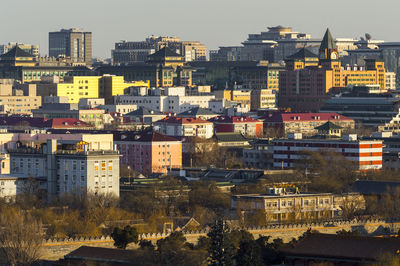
[49, 28, 92, 65]
[111, 36, 206, 65]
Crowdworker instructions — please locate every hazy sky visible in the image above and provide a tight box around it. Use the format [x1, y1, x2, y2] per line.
[1, 0, 399, 58]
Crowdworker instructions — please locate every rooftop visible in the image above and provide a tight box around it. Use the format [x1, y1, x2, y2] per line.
[156, 116, 212, 124]
[263, 112, 353, 123]
[209, 116, 261, 123]
[280, 233, 400, 262]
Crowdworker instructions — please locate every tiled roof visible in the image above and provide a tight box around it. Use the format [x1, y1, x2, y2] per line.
[45, 118, 90, 128]
[156, 116, 212, 124]
[280, 233, 400, 261]
[315, 121, 343, 130]
[0, 117, 89, 129]
[114, 131, 179, 142]
[209, 116, 261, 123]
[149, 46, 181, 58]
[65, 246, 139, 264]
[287, 48, 318, 59]
[263, 112, 353, 123]
[0, 46, 34, 59]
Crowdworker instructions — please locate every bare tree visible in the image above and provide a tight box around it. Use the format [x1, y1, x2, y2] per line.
[0, 208, 43, 265]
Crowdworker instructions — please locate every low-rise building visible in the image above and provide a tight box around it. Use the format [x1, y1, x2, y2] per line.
[210, 116, 263, 137]
[263, 112, 355, 137]
[124, 107, 166, 124]
[154, 116, 214, 138]
[243, 139, 274, 169]
[273, 132, 383, 170]
[232, 187, 335, 223]
[177, 107, 219, 120]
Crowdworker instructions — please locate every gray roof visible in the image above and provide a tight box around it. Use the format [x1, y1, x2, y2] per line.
[287, 48, 318, 59]
[125, 107, 164, 116]
[353, 180, 400, 195]
[319, 28, 337, 52]
[215, 132, 248, 142]
[178, 107, 217, 117]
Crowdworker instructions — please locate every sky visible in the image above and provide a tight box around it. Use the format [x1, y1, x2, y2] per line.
[1, 0, 399, 58]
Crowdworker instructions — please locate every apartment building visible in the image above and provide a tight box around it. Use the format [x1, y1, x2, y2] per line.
[0, 83, 41, 114]
[154, 116, 214, 139]
[263, 112, 355, 136]
[115, 131, 182, 174]
[210, 116, 263, 137]
[273, 132, 383, 170]
[8, 137, 120, 200]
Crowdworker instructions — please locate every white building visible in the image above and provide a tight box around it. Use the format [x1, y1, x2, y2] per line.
[9, 138, 120, 200]
[98, 104, 138, 115]
[115, 95, 215, 113]
[154, 116, 214, 138]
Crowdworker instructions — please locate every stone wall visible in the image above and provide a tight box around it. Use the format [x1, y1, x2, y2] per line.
[41, 219, 400, 261]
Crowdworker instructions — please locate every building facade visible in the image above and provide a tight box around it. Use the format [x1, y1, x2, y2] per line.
[278, 29, 386, 112]
[49, 28, 92, 65]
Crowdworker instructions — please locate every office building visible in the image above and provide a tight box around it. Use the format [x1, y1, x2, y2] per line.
[49, 28, 92, 65]
[278, 29, 386, 112]
[112, 36, 206, 65]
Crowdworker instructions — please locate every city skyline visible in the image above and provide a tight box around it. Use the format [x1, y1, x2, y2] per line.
[1, 0, 400, 58]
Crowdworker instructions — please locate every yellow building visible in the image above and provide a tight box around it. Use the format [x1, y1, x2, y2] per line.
[56, 76, 150, 104]
[56, 76, 101, 103]
[223, 88, 252, 106]
[100, 75, 149, 104]
[279, 28, 386, 112]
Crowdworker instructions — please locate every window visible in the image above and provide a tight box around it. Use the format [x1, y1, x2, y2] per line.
[273, 202, 278, 207]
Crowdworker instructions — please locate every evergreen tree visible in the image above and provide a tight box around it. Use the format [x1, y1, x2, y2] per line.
[207, 219, 235, 266]
[111, 225, 139, 249]
[236, 240, 263, 266]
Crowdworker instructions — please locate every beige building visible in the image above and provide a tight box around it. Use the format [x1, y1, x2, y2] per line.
[0, 83, 41, 114]
[232, 187, 335, 223]
[33, 108, 105, 129]
[251, 89, 277, 110]
[386, 72, 396, 91]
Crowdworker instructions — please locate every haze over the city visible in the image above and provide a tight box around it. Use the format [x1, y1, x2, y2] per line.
[1, 0, 399, 58]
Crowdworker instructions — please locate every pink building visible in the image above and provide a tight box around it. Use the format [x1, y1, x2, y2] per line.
[115, 132, 182, 174]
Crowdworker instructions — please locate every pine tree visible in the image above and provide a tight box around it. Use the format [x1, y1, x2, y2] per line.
[207, 219, 235, 266]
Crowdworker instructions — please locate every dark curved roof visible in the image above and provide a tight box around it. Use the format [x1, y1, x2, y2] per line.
[149, 46, 181, 58]
[315, 121, 343, 130]
[287, 48, 318, 59]
[0, 46, 34, 58]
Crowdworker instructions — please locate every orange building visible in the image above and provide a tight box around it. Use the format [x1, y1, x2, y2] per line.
[279, 29, 385, 112]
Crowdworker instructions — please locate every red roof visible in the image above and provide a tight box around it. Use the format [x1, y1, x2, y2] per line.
[209, 116, 261, 123]
[156, 116, 212, 124]
[45, 118, 90, 129]
[262, 112, 353, 123]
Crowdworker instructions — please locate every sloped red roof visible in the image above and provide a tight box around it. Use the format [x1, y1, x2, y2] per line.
[156, 116, 212, 124]
[209, 116, 261, 123]
[44, 118, 91, 129]
[263, 112, 353, 123]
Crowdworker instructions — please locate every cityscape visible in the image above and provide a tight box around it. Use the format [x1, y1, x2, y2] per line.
[2, 3, 400, 265]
